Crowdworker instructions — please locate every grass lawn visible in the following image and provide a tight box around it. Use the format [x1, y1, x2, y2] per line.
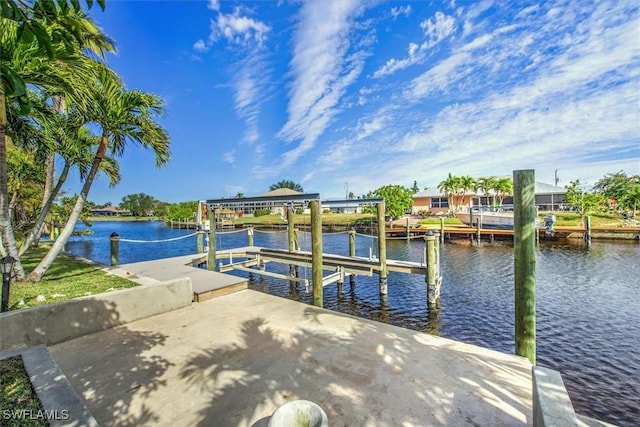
[8, 247, 138, 310]
[537, 211, 625, 227]
[418, 217, 465, 225]
[0, 356, 47, 427]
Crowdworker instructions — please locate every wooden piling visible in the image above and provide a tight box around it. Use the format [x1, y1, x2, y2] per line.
[207, 206, 216, 271]
[310, 200, 323, 308]
[377, 202, 388, 295]
[247, 227, 254, 247]
[287, 207, 296, 252]
[287, 207, 296, 276]
[349, 229, 356, 287]
[514, 169, 536, 365]
[476, 217, 482, 243]
[348, 230, 356, 257]
[197, 229, 204, 253]
[109, 232, 119, 266]
[585, 215, 592, 246]
[434, 232, 441, 278]
[440, 217, 445, 243]
[406, 217, 410, 240]
[425, 234, 439, 306]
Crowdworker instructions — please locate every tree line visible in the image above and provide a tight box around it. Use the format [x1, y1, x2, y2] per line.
[137, 171, 640, 224]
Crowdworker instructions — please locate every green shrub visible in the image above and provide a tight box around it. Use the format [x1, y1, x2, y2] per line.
[254, 208, 271, 217]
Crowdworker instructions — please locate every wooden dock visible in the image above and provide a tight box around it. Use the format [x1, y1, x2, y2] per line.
[205, 246, 427, 276]
[385, 224, 640, 240]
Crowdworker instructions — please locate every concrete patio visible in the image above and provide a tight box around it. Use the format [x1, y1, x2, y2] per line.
[49, 289, 533, 427]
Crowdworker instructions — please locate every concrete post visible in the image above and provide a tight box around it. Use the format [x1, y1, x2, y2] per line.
[514, 169, 536, 365]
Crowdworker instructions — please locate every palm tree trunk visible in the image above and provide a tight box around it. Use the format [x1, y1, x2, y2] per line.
[32, 97, 63, 247]
[0, 90, 26, 279]
[26, 137, 106, 281]
[19, 161, 70, 256]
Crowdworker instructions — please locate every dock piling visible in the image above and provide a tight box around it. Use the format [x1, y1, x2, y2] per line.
[514, 169, 536, 365]
[377, 202, 388, 295]
[287, 207, 297, 277]
[207, 207, 216, 271]
[440, 217, 445, 243]
[348, 229, 356, 257]
[197, 228, 204, 254]
[425, 233, 441, 306]
[585, 215, 592, 248]
[311, 201, 323, 308]
[406, 217, 410, 240]
[248, 227, 254, 247]
[110, 232, 119, 266]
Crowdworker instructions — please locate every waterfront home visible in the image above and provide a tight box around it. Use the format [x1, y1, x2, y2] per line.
[89, 206, 132, 216]
[412, 181, 567, 215]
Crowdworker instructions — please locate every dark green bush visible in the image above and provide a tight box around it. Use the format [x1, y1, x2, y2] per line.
[254, 208, 271, 217]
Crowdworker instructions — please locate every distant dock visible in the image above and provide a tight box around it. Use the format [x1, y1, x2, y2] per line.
[385, 224, 640, 241]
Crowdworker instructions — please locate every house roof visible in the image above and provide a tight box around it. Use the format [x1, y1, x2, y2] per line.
[90, 206, 130, 213]
[533, 182, 566, 194]
[259, 188, 303, 197]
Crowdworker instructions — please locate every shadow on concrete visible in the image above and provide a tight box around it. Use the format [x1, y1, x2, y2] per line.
[180, 305, 530, 426]
[47, 300, 173, 426]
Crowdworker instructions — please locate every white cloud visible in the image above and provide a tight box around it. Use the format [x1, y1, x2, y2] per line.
[277, 1, 369, 168]
[193, 39, 207, 52]
[391, 5, 412, 19]
[232, 58, 267, 144]
[223, 150, 236, 164]
[356, 115, 387, 141]
[194, 5, 270, 54]
[420, 11, 456, 46]
[373, 11, 456, 79]
[373, 42, 424, 78]
[407, 51, 471, 98]
[210, 9, 271, 46]
[315, 0, 639, 194]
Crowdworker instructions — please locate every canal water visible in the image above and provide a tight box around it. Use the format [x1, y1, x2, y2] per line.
[66, 221, 640, 426]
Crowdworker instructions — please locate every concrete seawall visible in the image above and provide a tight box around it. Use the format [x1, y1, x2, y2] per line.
[0, 278, 192, 352]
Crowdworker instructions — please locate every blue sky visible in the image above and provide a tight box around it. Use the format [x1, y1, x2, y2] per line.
[72, 0, 640, 204]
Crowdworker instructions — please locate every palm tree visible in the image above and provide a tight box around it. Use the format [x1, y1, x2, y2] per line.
[18, 108, 121, 256]
[269, 180, 304, 192]
[459, 175, 476, 210]
[478, 176, 498, 206]
[1, 7, 113, 279]
[494, 177, 513, 206]
[438, 173, 462, 213]
[27, 66, 170, 281]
